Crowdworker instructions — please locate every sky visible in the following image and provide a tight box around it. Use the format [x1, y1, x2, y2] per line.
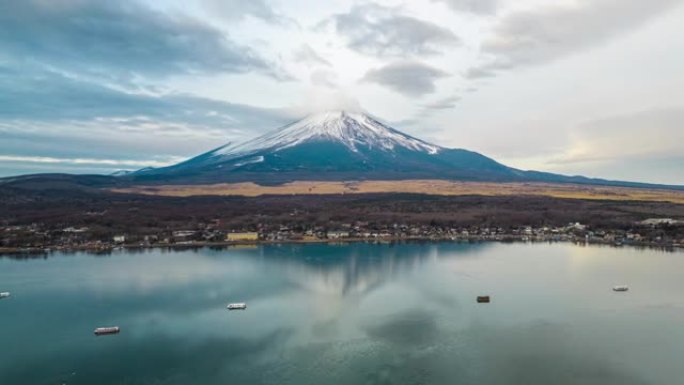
[0, 0, 682, 184]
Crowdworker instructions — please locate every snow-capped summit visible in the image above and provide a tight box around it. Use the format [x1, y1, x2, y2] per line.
[211, 110, 441, 158]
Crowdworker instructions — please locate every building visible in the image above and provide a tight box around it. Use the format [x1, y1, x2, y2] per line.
[172, 230, 196, 242]
[226, 232, 259, 242]
[326, 231, 350, 239]
[63, 227, 88, 233]
[172, 230, 196, 237]
[113, 235, 126, 243]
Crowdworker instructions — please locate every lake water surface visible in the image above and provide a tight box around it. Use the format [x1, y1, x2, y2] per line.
[1, 242, 683, 385]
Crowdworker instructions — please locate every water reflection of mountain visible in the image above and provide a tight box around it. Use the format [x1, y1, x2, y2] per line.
[232, 242, 494, 297]
[2, 243, 494, 297]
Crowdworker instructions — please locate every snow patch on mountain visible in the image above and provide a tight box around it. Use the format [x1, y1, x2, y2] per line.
[233, 156, 264, 168]
[212, 111, 441, 159]
[110, 170, 133, 177]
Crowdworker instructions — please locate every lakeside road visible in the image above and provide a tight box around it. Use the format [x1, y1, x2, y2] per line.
[2, 236, 682, 256]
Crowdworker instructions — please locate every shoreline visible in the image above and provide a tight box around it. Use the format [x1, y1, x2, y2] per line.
[1, 236, 682, 256]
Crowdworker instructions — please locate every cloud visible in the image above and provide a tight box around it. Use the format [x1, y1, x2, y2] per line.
[293, 44, 331, 67]
[550, 106, 684, 166]
[310, 69, 338, 88]
[390, 95, 460, 134]
[432, 0, 499, 15]
[0, 155, 183, 169]
[0, 0, 278, 79]
[0, 64, 297, 176]
[0, 65, 292, 128]
[200, 0, 280, 22]
[0, 118, 230, 169]
[422, 95, 461, 110]
[469, 0, 680, 77]
[362, 61, 449, 96]
[464, 65, 501, 79]
[296, 91, 362, 115]
[324, 3, 460, 57]
[543, 104, 684, 183]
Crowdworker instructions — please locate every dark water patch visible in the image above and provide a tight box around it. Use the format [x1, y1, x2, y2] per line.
[365, 310, 440, 347]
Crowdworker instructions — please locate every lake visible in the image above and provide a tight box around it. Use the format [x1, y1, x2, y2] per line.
[1, 242, 683, 385]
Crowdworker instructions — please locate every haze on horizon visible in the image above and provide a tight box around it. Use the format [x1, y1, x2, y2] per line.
[0, 0, 682, 184]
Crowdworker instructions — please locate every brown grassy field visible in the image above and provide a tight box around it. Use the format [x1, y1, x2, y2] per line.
[110, 180, 684, 204]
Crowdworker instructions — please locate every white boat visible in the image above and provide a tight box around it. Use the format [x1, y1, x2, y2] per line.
[613, 285, 629, 292]
[94, 326, 120, 335]
[227, 303, 247, 310]
[0, 292, 10, 299]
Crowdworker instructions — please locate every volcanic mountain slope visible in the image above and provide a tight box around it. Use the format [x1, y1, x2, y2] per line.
[124, 110, 675, 189]
[128, 111, 527, 184]
[0, 110, 680, 190]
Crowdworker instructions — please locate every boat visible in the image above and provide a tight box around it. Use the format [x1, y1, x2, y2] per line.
[613, 285, 629, 292]
[227, 303, 247, 310]
[477, 295, 491, 303]
[0, 292, 10, 299]
[94, 326, 120, 336]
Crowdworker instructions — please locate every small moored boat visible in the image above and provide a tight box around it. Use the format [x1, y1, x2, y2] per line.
[612, 285, 629, 292]
[0, 292, 10, 299]
[94, 326, 120, 336]
[227, 303, 247, 310]
[477, 296, 491, 303]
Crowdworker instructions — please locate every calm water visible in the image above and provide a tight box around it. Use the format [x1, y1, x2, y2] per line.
[1, 242, 683, 385]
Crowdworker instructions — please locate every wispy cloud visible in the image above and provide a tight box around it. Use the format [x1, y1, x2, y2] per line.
[468, 0, 680, 78]
[0, 65, 293, 129]
[310, 69, 338, 88]
[324, 3, 460, 57]
[0, 0, 279, 79]
[421, 95, 461, 110]
[200, 0, 280, 22]
[293, 44, 331, 67]
[362, 61, 449, 96]
[0, 155, 184, 168]
[549, 106, 684, 166]
[431, 0, 499, 15]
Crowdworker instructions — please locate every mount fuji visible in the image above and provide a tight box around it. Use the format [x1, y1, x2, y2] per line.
[122, 110, 664, 188]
